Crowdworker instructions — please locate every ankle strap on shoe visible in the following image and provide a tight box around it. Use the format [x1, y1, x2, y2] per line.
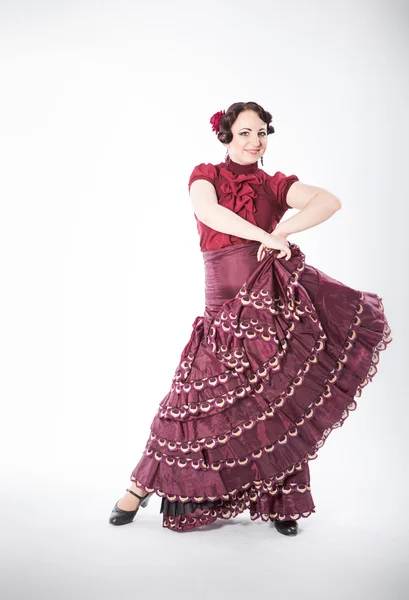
[126, 488, 145, 501]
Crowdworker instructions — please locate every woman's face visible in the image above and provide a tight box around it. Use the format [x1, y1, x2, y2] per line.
[225, 109, 268, 165]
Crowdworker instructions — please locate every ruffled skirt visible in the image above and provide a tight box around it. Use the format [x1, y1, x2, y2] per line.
[130, 241, 392, 532]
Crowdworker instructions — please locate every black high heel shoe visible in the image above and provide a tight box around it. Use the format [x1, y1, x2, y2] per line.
[271, 518, 298, 536]
[109, 488, 154, 526]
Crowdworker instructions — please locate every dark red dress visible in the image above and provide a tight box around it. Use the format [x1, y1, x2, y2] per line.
[130, 158, 392, 532]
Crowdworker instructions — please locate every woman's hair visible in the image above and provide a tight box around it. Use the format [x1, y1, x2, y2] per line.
[217, 101, 275, 144]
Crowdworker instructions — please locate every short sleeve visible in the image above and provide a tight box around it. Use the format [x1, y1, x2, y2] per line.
[188, 162, 218, 192]
[269, 171, 299, 210]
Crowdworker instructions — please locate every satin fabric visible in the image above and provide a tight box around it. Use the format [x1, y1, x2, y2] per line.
[188, 159, 299, 251]
[131, 240, 391, 532]
[203, 241, 260, 308]
[159, 241, 320, 523]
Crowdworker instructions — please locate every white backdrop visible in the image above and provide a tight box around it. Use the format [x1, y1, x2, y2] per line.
[0, 1, 407, 599]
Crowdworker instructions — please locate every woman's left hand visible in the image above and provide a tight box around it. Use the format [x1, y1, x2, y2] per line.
[257, 225, 289, 261]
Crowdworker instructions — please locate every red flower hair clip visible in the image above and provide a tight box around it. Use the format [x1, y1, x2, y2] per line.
[210, 110, 225, 134]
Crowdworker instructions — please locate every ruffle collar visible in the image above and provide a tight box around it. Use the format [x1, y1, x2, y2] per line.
[217, 158, 263, 227]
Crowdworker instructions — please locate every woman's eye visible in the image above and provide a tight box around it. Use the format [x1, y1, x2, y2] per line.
[239, 132, 266, 136]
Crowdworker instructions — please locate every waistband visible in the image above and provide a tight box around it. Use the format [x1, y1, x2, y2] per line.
[202, 241, 260, 308]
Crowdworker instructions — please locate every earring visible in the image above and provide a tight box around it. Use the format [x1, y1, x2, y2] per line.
[225, 148, 231, 165]
[260, 155, 264, 166]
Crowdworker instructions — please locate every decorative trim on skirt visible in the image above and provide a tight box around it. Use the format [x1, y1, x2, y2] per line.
[130, 241, 392, 532]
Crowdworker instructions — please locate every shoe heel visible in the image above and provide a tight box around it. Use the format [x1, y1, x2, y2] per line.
[140, 492, 153, 508]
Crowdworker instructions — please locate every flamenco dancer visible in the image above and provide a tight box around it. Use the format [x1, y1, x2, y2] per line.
[109, 101, 392, 536]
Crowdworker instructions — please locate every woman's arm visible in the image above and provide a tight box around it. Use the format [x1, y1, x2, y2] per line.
[197, 203, 272, 243]
[275, 182, 342, 236]
[189, 179, 271, 244]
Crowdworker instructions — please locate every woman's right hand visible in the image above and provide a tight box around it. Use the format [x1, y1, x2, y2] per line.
[257, 232, 291, 262]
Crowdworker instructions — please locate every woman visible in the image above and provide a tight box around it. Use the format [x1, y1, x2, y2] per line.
[109, 101, 392, 535]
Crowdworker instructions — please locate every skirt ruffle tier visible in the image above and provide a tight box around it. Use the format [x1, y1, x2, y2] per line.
[130, 241, 392, 532]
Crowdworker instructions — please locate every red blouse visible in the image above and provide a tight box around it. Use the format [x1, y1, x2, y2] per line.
[188, 158, 299, 252]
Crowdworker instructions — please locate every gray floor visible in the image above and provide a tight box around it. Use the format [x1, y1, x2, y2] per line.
[2, 473, 407, 600]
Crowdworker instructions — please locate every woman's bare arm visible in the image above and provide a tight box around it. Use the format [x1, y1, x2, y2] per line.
[189, 179, 271, 244]
[276, 182, 342, 236]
